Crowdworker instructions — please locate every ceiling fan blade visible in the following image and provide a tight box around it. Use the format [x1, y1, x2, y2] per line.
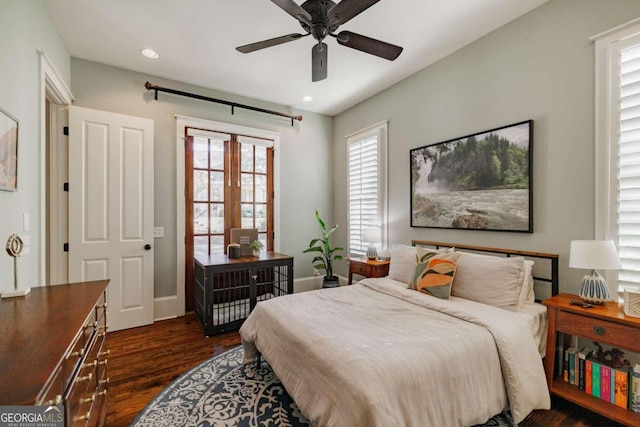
[236, 33, 306, 53]
[328, 0, 380, 26]
[312, 43, 328, 82]
[271, 0, 312, 24]
[336, 31, 403, 60]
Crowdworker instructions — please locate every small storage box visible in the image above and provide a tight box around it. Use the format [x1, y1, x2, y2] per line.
[624, 286, 640, 318]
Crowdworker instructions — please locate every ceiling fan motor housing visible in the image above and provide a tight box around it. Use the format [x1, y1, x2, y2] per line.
[300, 0, 339, 42]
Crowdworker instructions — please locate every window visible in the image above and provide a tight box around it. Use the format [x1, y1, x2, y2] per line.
[594, 20, 640, 295]
[186, 129, 274, 257]
[347, 121, 388, 256]
[184, 128, 274, 310]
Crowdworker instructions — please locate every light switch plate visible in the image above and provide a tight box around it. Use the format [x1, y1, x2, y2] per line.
[153, 227, 164, 238]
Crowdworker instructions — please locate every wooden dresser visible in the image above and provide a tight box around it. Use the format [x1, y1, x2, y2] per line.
[0, 280, 109, 426]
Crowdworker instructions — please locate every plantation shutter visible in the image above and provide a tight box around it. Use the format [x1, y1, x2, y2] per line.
[347, 122, 387, 256]
[617, 35, 640, 292]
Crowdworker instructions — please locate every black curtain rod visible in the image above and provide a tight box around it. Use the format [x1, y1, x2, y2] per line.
[144, 81, 303, 126]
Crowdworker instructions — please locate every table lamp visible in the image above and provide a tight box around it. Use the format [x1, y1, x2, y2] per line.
[569, 240, 622, 304]
[363, 228, 381, 260]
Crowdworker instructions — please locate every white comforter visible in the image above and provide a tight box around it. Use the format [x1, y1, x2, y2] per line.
[240, 278, 550, 426]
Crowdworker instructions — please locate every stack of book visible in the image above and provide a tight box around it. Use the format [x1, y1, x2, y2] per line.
[562, 346, 640, 411]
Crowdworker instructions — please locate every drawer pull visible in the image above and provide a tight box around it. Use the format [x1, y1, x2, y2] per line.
[67, 348, 85, 359]
[98, 350, 110, 358]
[83, 360, 98, 369]
[76, 373, 93, 383]
[99, 377, 110, 387]
[74, 412, 91, 422]
[45, 395, 63, 406]
[98, 359, 108, 366]
[594, 326, 606, 335]
[84, 321, 98, 330]
[79, 394, 96, 404]
[97, 389, 108, 397]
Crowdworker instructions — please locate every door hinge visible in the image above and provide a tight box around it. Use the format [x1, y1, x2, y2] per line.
[63, 183, 69, 192]
[63, 126, 69, 136]
[63, 243, 69, 252]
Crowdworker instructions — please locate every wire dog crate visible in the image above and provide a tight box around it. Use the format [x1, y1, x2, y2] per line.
[194, 252, 294, 336]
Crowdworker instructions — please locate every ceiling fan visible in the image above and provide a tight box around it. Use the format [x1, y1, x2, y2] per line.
[236, 0, 403, 82]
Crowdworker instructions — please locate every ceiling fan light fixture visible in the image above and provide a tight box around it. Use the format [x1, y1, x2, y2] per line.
[141, 48, 159, 59]
[302, 96, 313, 102]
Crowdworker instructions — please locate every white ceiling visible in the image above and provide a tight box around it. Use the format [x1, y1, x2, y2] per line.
[43, 0, 549, 116]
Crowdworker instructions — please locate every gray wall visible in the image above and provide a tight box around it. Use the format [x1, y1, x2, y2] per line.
[332, 0, 640, 294]
[71, 59, 334, 297]
[0, 0, 70, 292]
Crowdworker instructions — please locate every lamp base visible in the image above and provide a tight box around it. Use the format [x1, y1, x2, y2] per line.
[1, 287, 30, 299]
[366, 245, 377, 260]
[578, 269, 610, 304]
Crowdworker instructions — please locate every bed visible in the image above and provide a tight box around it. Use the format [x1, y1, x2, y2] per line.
[240, 241, 558, 426]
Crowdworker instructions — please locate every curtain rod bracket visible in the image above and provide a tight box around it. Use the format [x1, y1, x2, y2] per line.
[144, 81, 302, 126]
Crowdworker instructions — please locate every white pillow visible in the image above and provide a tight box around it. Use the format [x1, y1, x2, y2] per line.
[387, 244, 417, 285]
[451, 251, 526, 311]
[519, 260, 535, 306]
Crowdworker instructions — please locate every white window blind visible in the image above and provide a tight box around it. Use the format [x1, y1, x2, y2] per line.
[617, 36, 640, 291]
[347, 122, 387, 256]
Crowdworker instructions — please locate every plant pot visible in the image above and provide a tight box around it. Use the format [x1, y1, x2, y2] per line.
[252, 250, 260, 257]
[322, 276, 340, 288]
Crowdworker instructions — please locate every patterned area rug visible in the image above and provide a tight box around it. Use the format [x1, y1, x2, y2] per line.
[131, 346, 516, 426]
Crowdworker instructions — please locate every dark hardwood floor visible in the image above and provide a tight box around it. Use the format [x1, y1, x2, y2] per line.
[105, 314, 624, 427]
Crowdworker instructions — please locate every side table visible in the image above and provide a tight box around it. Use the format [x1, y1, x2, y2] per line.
[543, 293, 640, 426]
[347, 257, 390, 285]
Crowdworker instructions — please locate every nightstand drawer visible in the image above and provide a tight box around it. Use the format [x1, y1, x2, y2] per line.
[351, 262, 373, 276]
[557, 310, 640, 350]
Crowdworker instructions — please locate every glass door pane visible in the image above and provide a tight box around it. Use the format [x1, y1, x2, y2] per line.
[192, 136, 226, 257]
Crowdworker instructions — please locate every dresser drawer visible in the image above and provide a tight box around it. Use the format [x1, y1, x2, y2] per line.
[557, 310, 640, 351]
[66, 308, 108, 426]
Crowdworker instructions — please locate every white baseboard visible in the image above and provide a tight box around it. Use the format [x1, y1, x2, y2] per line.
[154, 295, 179, 321]
[294, 275, 348, 293]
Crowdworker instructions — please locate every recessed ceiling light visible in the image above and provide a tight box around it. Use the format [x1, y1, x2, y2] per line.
[141, 48, 159, 59]
[302, 96, 313, 102]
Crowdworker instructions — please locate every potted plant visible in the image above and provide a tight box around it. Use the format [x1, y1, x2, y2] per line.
[249, 240, 264, 257]
[303, 210, 344, 288]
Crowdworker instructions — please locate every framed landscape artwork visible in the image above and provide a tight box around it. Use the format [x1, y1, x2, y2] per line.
[0, 107, 18, 191]
[410, 120, 533, 232]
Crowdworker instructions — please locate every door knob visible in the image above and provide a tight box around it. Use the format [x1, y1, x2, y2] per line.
[144, 244, 152, 250]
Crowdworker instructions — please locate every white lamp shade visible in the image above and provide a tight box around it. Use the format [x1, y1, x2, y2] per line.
[569, 240, 622, 270]
[362, 228, 381, 244]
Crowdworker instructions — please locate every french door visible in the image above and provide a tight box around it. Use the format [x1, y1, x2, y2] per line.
[185, 128, 274, 311]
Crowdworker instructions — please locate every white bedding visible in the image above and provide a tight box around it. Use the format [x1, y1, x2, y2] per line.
[240, 278, 550, 426]
[515, 301, 548, 357]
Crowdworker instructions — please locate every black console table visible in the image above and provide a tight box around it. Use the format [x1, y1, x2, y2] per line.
[194, 252, 294, 336]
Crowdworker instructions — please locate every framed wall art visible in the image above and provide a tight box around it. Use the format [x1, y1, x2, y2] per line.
[0, 107, 18, 191]
[410, 120, 533, 232]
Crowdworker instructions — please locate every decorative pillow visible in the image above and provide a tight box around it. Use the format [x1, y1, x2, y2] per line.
[412, 250, 460, 300]
[388, 244, 418, 285]
[451, 251, 526, 311]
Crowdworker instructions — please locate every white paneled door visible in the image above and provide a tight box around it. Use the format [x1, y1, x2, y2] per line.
[68, 106, 154, 331]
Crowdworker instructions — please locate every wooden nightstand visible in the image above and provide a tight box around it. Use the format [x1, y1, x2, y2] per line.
[543, 293, 640, 426]
[347, 257, 390, 285]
